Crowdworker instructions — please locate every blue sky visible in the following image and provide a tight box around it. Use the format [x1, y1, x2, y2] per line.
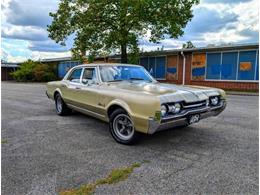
[1, 0, 259, 62]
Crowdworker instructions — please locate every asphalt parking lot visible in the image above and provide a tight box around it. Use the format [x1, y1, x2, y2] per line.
[1, 82, 259, 195]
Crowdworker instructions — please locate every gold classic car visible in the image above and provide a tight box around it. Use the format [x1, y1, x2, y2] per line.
[46, 64, 226, 144]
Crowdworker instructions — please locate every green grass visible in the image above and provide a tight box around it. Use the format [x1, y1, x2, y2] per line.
[60, 163, 142, 195]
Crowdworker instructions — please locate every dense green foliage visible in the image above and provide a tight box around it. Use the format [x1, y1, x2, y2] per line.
[48, 0, 199, 63]
[32, 64, 57, 82]
[11, 60, 58, 82]
[11, 60, 37, 81]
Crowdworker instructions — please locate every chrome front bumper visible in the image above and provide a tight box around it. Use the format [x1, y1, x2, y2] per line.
[147, 100, 226, 134]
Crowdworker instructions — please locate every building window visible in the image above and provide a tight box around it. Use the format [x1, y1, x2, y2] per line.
[139, 56, 166, 79]
[156, 57, 166, 79]
[149, 57, 156, 77]
[191, 53, 206, 81]
[204, 50, 258, 81]
[167, 55, 178, 80]
[206, 53, 221, 79]
[140, 57, 148, 70]
[221, 52, 238, 80]
[256, 51, 259, 80]
[58, 61, 81, 78]
[237, 50, 257, 80]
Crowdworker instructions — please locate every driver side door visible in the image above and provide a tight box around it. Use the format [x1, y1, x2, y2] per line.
[76, 67, 103, 117]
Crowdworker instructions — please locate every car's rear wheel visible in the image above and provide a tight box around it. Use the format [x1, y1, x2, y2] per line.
[55, 93, 71, 116]
[109, 108, 139, 145]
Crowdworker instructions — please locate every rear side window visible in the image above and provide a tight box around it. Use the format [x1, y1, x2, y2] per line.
[67, 68, 82, 83]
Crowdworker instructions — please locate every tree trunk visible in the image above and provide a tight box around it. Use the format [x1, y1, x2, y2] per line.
[121, 44, 127, 63]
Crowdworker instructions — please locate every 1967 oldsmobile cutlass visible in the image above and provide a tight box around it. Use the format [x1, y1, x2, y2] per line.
[46, 63, 226, 144]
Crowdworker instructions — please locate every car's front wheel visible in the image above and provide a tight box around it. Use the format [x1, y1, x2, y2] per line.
[109, 108, 139, 145]
[55, 93, 71, 116]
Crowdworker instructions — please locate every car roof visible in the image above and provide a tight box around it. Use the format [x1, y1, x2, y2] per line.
[73, 63, 142, 68]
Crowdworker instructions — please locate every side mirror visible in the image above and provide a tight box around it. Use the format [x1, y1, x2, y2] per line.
[82, 79, 88, 85]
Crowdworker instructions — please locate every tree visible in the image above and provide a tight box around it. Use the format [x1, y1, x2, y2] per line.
[48, 0, 199, 63]
[182, 41, 195, 49]
[128, 41, 140, 64]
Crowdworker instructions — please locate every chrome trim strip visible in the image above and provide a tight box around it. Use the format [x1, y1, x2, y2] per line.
[182, 102, 205, 108]
[67, 104, 106, 119]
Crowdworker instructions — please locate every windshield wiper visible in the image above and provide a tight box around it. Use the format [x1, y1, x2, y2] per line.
[106, 79, 123, 82]
[129, 78, 152, 82]
[129, 78, 145, 80]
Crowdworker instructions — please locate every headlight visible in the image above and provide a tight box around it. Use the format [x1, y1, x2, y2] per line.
[168, 105, 176, 113]
[174, 103, 181, 113]
[210, 96, 219, 106]
[168, 103, 181, 114]
[161, 104, 168, 117]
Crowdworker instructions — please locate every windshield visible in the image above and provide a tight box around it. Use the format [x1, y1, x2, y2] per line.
[99, 65, 154, 82]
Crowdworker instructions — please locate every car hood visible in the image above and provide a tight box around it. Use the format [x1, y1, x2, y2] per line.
[107, 81, 223, 103]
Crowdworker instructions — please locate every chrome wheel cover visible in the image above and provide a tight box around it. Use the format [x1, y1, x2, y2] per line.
[113, 114, 134, 141]
[56, 95, 62, 113]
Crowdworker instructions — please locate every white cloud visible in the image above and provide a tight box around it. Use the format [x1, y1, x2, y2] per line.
[2, 25, 48, 41]
[202, 29, 246, 43]
[28, 40, 70, 52]
[6, 55, 28, 63]
[1, 50, 71, 63]
[31, 51, 71, 61]
[233, 0, 259, 31]
[198, 0, 259, 45]
[1, 48, 28, 62]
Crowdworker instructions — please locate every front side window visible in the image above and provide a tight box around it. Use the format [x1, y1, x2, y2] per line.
[82, 68, 97, 84]
[99, 65, 153, 82]
[67, 68, 82, 83]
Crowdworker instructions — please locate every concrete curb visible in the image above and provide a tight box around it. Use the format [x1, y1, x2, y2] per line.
[226, 91, 259, 96]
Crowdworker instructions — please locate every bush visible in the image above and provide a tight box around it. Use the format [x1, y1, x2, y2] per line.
[11, 60, 37, 81]
[32, 64, 57, 82]
[11, 60, 58, 82]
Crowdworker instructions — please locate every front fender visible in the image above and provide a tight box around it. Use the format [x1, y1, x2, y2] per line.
[105, 99, 134, 117]
[105, 98, 156, 134]
[54, 88, 63, 98]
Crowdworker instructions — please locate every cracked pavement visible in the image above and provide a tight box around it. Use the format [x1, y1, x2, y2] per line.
[1, 82, 259, 195]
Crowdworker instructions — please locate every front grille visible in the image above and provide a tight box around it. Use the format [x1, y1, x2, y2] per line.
[181, 100, 207, 110]
[164, 100, 208, 119]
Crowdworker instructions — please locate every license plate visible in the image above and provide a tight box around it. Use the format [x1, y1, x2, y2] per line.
[188, 114, 200, 124]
